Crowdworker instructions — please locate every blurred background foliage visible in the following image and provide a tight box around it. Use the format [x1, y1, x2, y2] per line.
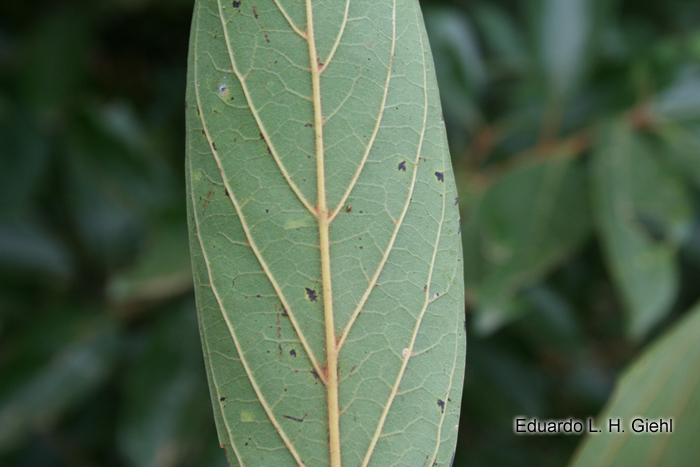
[1, 0, 699, 465]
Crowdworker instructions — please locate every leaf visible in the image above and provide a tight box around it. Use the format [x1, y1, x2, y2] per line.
[462, 158, 592, 334]
[0, 323, 120, 452]
[592, 121, 687, 340]
[118, 305, 214, 467]
[568, 300, 700, 467]
[185, 1, 465, 466]
[540, 0, 592, 97]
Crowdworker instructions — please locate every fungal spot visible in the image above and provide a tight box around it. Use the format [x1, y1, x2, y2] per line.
[256, 294, 261, 298]
[310, 369, 320, 380]
[201, 130, 206, 135]
[346, 204, 351, 212]
[463, 320, 466, 331]
[232, 0, 241, 7]
[437, 399, 445, 413]
[290, 349, 297, 357]
[212, 142, 217, 151]
[225, 188, 230, 198]
[281, 306, 288, 317]
[305, 287, 318, 302]
[220, 397, 226, 401]
[435, 171, 444, 182]
[304, 123, 313, 127]
[398, 161, 406, 171]
[454, 197, 459, 206]
[283, 415, 304, 423]
[253, 6, 258, 18]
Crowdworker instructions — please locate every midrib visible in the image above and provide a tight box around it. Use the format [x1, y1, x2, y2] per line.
[305, 1, 341, 466]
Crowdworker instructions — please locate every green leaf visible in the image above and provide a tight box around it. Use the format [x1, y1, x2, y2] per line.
[592, 121, 688, 340]
[540, 0, 592, 97]
[568, 300, 700, 467]
[185, 1, 465, 466]
[462, 157, 592, 334]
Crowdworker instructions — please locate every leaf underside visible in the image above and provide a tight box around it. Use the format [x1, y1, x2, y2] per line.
[185, 0, 465, 466]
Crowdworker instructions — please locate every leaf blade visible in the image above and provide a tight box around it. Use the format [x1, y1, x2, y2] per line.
[186, 0, 466, 466]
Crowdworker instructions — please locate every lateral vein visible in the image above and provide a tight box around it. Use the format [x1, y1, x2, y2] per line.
[329, 1, 396, 222]
[319, 0, 350, 73]
[197, 4, 327, 385]
[191, 10, 304, 465]
[216, 0, 318, 217]
[273, 0, 307, 38]
[360, 15, 442, 466]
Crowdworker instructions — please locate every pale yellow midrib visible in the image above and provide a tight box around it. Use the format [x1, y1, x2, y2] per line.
[305, 1, 342, 466]
[215, 0, 318, 218]
[360, 13, 435, 466]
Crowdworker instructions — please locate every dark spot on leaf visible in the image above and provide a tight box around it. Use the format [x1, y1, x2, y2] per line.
[256, 294, 261, 298]
[435, 171, 444, 182]
[346, 204, 351, 212]
[304, 123, 313, 127]
[231, 97, 235, 101]
[225, 188, 230, 198]
[283, 415, 304, 422]
[220, 397, 226, 401]
[290, 349, 297, 357]
[201, 130, 205, 135]
[398, 161, 406, 171]
[232, 0, 240, 7]
[281, 306, 289, 317]
[265, 209, 269, 213]
[437, 399, 445, 413]
[463, 320, 467, 331]
[212, 142, 217, 151]
[454, 197, 459, 206]
[260, 132, 264, 140]
[310, 369, 320, 380]
[458, 218, 462, 234]
[305, 288, 317, 301]
[253, 5, 258, 18]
